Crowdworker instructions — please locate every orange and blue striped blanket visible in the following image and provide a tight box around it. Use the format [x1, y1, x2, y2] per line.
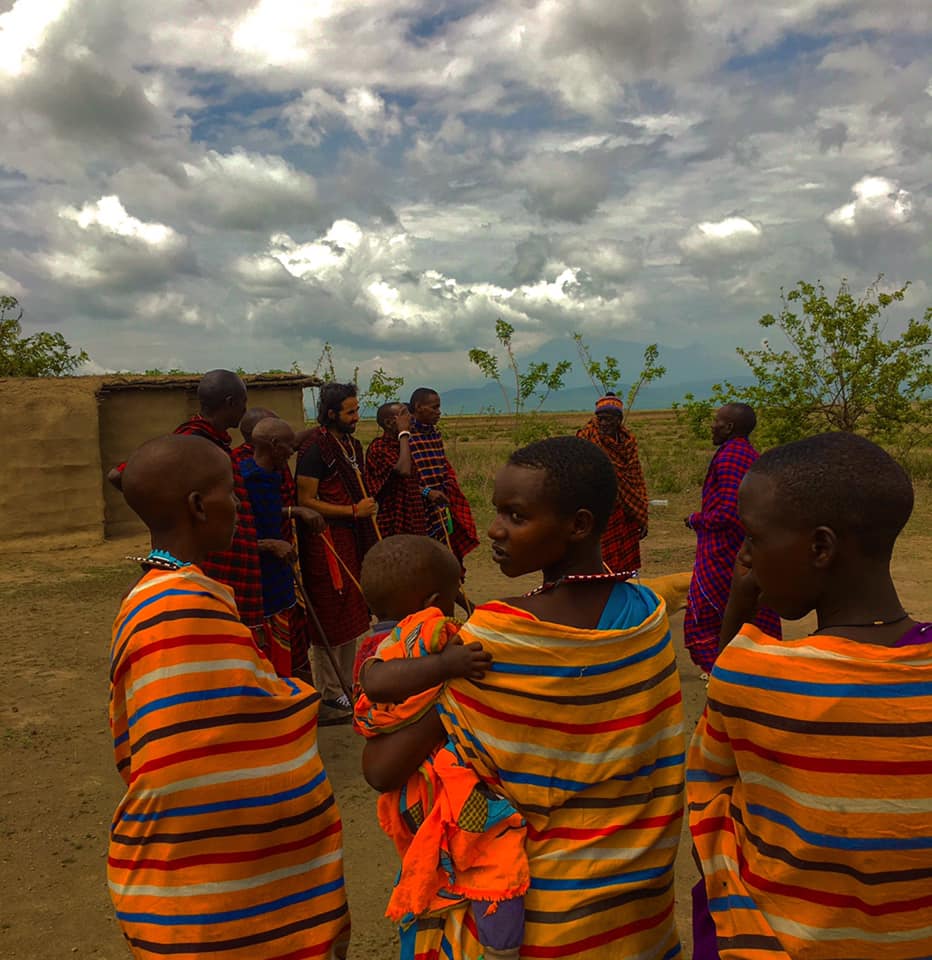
[108, 565, 350, 959]
[414, 582, 685, 959]
[688, 624, 932, 959]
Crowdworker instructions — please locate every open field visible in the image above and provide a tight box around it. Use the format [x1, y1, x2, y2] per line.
[1, 410, 929, 959]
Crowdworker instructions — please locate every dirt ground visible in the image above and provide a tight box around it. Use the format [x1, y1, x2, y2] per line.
[1, 483, 929, 960]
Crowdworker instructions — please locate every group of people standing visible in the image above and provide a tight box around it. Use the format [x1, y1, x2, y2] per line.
[105, 370, 931, 960]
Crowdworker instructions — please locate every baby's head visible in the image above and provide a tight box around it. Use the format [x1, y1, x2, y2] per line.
[122, 434, 237, 559]
[361, 534, 462, 621]
[490, 436, 617, 578]
[739, 431, 913, 619]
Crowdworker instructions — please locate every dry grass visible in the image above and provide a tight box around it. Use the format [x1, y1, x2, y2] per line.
[357, 410, 716, 533]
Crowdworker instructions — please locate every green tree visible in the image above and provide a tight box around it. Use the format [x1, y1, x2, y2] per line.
[468, 318, 572, 420]
[359, 367, 405, 413]
[572, 332, 621, 395]
[0, 296, 89, 376]
[572, 333, 666, 422]
[674, 278, 932, 450]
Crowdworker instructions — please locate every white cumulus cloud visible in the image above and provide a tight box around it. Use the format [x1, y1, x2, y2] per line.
[679, 217, 764, 273]
[825, 175, 918, 264]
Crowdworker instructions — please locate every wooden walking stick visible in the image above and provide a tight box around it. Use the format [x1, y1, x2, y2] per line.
[336, 433, 382, 541]
[289, 515, 355, 702]
[440, 512, 474, 617]
[290, 558, 354, 703]
[352, 464, 382, 541]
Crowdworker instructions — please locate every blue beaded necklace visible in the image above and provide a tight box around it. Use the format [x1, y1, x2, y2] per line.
[125, 548, 191, 571]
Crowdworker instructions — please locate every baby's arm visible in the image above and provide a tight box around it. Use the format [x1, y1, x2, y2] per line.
[362, 638, 491, 704]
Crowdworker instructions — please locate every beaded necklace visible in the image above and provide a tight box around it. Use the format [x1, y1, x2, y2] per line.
[334, 432, 359, 470]
[125, 548, 191, 571]
[524, 570, 635, 598]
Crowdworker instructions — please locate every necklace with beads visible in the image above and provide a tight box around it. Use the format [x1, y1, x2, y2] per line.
[333, 432, 359, 470]
[125, 548, 191, 571]
[524, 570, 635, 598]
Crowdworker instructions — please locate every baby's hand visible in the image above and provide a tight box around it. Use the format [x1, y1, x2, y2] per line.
[440, 637, 492, 680]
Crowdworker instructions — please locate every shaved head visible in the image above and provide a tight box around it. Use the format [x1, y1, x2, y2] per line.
[252, 417, 295, 447]
[722, 403, 756, 437]
[123, 435, 232, 533]
[361, 534, 460, 619]
[197, 370, 246, 414]
[240, 407, 275, 443]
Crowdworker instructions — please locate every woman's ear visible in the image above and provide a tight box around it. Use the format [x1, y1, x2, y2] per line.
[569, 507, 596, 542]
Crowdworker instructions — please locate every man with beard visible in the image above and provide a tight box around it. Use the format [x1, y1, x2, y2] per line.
[297, 382, 379, 723]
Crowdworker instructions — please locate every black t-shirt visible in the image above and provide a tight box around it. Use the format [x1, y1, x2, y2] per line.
[296, 443, 328, 481]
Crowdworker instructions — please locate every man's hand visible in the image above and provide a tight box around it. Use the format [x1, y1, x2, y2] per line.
[356, 497, 378, 518]
[260, 539, 296, 563]
[395, 407, 413, 433]
[439, 637, 492, 681]
[426, 489, 449, 506]
[639, 525, 648, 540]
[292, 505, 326, 535]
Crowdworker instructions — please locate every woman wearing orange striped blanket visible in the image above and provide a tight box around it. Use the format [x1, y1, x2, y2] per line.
[363, 436, 686, 960]
[109, 434, 350, 960]
[688, 432, 932, 960]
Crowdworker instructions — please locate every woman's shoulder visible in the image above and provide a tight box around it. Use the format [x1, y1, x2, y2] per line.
[473, 599, 539, 622]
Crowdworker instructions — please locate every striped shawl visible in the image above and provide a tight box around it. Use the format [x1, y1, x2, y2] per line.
[108, 566, 350, 959]
[425, 585, 686, 959]
[688, 625, 932, 959]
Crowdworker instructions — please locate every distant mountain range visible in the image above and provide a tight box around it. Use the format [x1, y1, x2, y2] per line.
[438, 376, 756, 415]
[425, 336, 753, 414]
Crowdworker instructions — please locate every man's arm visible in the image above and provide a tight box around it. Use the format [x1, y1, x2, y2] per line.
[393, 407, 414, 478]
[296, 446, 375, 520]
[362, 639, 491, 703]
[692, 448, 750, 532]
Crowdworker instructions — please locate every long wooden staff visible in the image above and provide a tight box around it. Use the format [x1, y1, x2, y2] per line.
[318, 532, 365, 597]
[441, 518, 474, 617]
[337, 434, 382, 541]
[351, 463, 382, 541]
[290, 557, 353, 702]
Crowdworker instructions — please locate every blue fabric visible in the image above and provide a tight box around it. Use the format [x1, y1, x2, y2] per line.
[597, 581, 658, 630]
[240, 458, 295, 616]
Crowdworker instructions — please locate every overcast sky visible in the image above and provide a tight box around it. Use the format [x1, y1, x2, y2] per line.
[1, 0, 929, 389]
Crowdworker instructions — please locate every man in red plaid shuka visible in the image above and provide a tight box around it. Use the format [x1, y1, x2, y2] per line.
[171, 371, 268, 637]
[297, 382, 380, 724]
[364, 402, 429, 539]
[576, 393, 649, 573]
[684, 403, 782, 674]
[407, 388, 479, 570]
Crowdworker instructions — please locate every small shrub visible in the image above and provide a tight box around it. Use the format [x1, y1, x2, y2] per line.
[512, 414, 560, 447]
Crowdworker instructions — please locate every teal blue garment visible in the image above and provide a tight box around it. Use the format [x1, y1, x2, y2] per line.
[597, 581, 659, 630]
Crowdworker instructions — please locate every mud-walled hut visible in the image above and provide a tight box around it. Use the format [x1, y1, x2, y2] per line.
[0, 373, 321, 544]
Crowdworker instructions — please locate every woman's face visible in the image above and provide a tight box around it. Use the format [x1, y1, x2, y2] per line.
[487, 464, 574, 578]
[737, 472, 824, 620]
